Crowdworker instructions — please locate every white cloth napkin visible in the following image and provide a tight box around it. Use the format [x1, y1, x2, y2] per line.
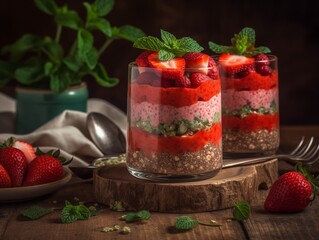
[0, 93, 127, 167]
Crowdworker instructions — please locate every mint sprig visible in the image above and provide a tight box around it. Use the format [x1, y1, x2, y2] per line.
[61, 201, 92, 224]
[175, 216, 221, 231]
[121, 210, 151, 222]
[208, 27, 271, 56]
[21, 205, 53, 220]
[133, 29, 203, 60]
[232, 200, 251, 221]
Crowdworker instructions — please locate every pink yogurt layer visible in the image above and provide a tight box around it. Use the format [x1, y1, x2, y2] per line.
[222, 88, 278, 111]
[131, 93, 221, 127]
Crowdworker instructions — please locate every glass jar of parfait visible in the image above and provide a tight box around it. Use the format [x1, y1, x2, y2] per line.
[219, 54, 279, 157]
[127, 50, 222, 182]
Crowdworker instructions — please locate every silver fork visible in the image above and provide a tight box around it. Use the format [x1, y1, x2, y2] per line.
[222, 136, 319, 168]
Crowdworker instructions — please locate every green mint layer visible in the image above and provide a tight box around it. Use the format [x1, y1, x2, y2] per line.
[133, 114, 220, 136]
[223, 101, 277, 118]
[133, 29, 203, 60]
[208, 27, 271, 56]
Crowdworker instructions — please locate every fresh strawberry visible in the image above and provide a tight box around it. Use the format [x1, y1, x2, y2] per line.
[219, 53, 255, 75]
[0, 147, 27, 187]
[147, 52, 185, 79]
[255, 54, 272, 76]
[190, 73, 212, 88]
[0, 163, 11, 188]
[23, 155, 64, 186]
[13, 140, 36, 163]
[135, 51, 154, 67]
[174, 76, 191, 88]
[264, 171, 313, 212]
[183, 52, 210, 74]
[207, 57, 219, 79]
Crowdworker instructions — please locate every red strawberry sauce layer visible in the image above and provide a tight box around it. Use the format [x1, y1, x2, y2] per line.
[129, 123, 222, 156]
[130, 78, 220, 108]
[223, 113, 279, 132]
[223, 71, 278, 90]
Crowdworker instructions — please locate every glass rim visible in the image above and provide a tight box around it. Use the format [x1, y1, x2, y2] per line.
[211, 54, 277, 62]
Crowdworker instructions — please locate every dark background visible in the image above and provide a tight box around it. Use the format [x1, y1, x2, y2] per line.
[1, 0, 319, 125]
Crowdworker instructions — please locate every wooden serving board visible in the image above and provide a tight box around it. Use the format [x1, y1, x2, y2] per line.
[93, 159, 277, 213]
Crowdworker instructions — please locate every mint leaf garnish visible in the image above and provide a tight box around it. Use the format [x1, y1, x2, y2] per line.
[175, 216, 198, 230]
[233, 200, 251, 221]
[21, 205, 53, 220]
[209, 27, 271, 56]
[122, 210, 151, 222]
[61, 201, 92, 224]
[133, 29, 203, 60]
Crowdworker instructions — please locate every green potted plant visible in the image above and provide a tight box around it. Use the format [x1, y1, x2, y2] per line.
[0, 0, 145, 134]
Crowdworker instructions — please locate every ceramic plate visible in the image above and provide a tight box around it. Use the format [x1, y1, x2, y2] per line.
[0, 168, 72, 202]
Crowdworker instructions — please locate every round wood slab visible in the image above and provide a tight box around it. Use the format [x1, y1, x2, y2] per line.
[93, 159, 277, 213]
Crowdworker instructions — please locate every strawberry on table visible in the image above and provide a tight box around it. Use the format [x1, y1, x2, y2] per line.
[0, 163, 11, 188]
[264, 165, 318, 212]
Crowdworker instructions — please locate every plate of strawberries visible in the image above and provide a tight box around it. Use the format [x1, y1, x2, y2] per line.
[0, 137, 72, 202]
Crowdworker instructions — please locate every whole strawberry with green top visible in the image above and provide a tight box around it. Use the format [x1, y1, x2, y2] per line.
[264, 164, 319, 212]
[23, 149, 71, 186]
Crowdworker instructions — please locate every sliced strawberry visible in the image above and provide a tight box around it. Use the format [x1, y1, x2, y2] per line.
[135, 51, 154, 67]
[190, 73, 213, 88]
[219, 53, 255, 75]
[147, 52, 185, 80]
[13, 140, 36, 164]
[183, 52, 210, 74]
[0, 163, 11, 188]
[174, 76, 191, 88]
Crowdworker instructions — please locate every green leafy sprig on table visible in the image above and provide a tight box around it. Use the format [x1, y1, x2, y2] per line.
[133, 29, 203, 61]
[0, 0, 145, 93]
[121, 210, 151, 222]
[208, 27, 271, 56]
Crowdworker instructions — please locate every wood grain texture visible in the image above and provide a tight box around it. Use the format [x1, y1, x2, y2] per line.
[93, 160, 277, 213]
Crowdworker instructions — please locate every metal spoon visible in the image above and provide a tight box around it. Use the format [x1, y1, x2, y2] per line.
[87, 112, 126, 155]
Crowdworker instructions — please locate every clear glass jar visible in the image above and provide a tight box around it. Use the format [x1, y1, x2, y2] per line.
[127, 63, 222, 182]
[218, 55, 279, 157]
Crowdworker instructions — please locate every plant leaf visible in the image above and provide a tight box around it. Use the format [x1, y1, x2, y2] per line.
[89, 63, 119, 87]
[77, 29, 94, 56]
[1, 34, 43, 61]
[175, 216, 198, 230]
[84, 46, 99, 69]
[136, 210, 151, 220]
[160, 29, 176, 45]
[208, 42, 236, 54]
[177, 37, 204, 53]
[61, 204, 79, 224]
[87, 18, 112, 37]
[93, 0, 114, 17]
[63, 53, 84, 72]
[158, 49, 175, 61]
[41, 37, 63, 63]
[75, 205, 92, 220]
[50, 66, 71, 93]
[233, 200, 251, 221]
[245, 46, 271, 56]
[55, 10, 83, 30]
[112, 25, 146, 42]
[14, 59, 44, 85]
[122, 213, 140, 222]
[34, 0, 58, 15]
[21, 205, 53, 220]
[133, 36, 165, 51]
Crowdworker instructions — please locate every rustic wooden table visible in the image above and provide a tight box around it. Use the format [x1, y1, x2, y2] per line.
[1, 125, 319, 240]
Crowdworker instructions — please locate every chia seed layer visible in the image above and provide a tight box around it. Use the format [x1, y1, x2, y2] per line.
[126, 142, 222, 175]
[130, 93, 221, 127]
[222, 88, 278, 111]
[223, 128, 279, 155]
